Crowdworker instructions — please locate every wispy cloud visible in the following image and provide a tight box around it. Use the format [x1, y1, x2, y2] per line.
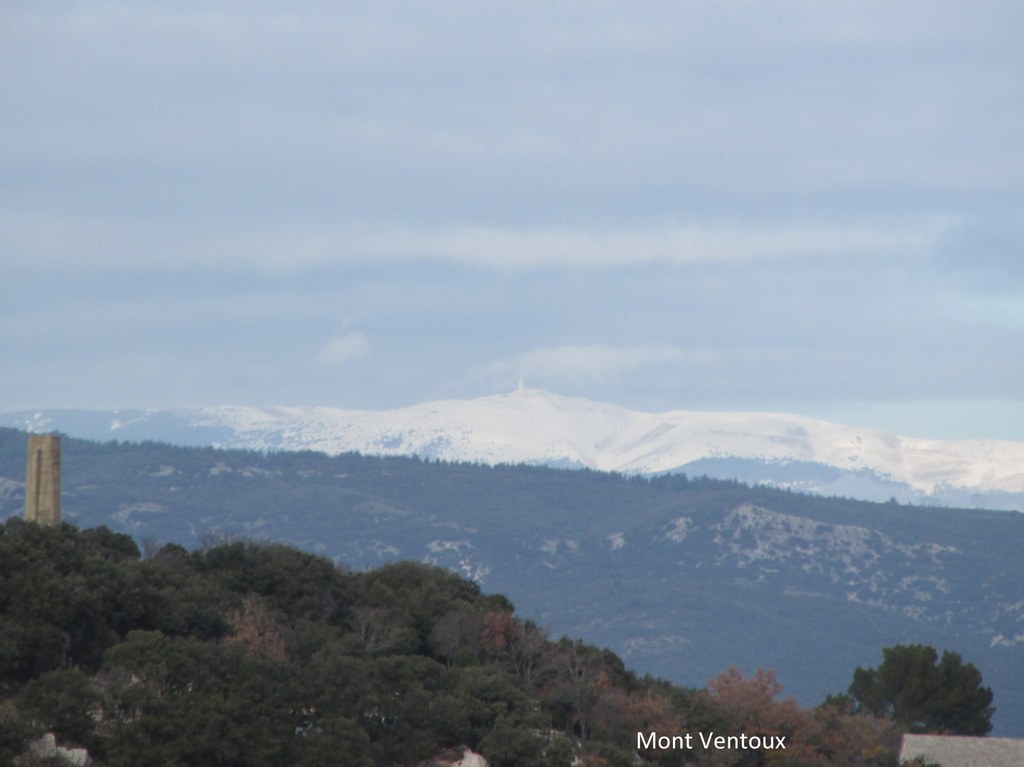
[2, 1, 1022, 435]
[343, 222, 946, 269]
[316, 332, 370, 366]
[0, 214, 949, 273]
[481, 343, 684, 386]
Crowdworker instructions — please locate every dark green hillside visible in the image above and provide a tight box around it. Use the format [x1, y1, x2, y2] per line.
[1, 428, 1021, 736]
[1, 521, 910, 766]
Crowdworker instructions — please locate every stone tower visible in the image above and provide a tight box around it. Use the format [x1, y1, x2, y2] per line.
[25, 434, 61, 526]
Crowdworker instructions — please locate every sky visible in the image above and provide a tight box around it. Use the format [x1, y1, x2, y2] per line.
[2, 1, 1023, 440]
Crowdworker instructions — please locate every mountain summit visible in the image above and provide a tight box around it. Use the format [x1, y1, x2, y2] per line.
[3, 389, 1023, 510]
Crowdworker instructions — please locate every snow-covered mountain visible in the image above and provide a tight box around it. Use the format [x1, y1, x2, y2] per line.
[3, 388, 1023, 510]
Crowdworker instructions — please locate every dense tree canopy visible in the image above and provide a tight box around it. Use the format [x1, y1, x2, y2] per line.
[848, 644, 994, 736]
[0, 519, 920, 766]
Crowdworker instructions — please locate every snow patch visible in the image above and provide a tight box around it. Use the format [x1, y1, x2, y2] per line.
[7, 389, 1024, 502]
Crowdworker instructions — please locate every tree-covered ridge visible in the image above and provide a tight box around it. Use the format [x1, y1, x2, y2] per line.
[0, 520, 913, 767]
[1, 428, 1020, 733]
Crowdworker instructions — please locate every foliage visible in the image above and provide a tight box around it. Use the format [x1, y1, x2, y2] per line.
[0, 711, 36, 765]
[2, 425, 1022, 737]
[0, 520, 916, 766]
[848, 644, 994, 735]
[17, 668, 101, 748]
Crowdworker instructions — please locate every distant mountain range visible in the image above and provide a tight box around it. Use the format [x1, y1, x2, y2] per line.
[1, 427, 1022, 735]
[3, 388, 1023, 510]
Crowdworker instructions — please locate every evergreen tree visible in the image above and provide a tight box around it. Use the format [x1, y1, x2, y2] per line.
[848, 644, 994, 735]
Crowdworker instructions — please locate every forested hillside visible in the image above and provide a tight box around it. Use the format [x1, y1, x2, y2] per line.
[0, 520, 911, 766]
[0, 428, 1021, 735]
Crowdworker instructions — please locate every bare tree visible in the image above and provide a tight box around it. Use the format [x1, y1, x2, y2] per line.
[224, 594, 288, 662]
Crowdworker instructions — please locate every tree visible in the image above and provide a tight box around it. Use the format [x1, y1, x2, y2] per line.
[848, 644, 994, 735]
[17, 668, 102, 748]
[429, 610, 483, 667]
[809, 695, 902, 767]
[705, 667, 823, 766]
[479, 717, 546, 767]
[224, 594, 288, 661]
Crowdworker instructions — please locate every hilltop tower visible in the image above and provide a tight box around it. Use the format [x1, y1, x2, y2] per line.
[25, 435, 61, 526]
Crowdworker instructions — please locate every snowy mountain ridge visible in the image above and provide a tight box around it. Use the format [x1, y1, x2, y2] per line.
[4, 388, 1024, 509]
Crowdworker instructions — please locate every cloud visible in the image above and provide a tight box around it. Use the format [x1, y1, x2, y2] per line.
[316, 332, 370, 366]
[935, 212, 1024, 287]
[357, 221, 945, 268]
[482, 343, 684, 385]
[2, 1, 1023, 435]
[0, 213, 949, 273]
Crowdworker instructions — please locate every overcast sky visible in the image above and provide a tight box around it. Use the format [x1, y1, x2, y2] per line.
[2, 1, 1023, 439]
